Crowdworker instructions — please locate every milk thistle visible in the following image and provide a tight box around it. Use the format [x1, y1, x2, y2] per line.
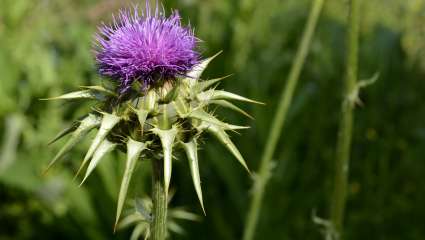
[45, 2, 260, 239]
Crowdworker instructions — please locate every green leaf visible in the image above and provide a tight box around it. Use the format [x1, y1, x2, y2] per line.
[184, 51, 222, 86]
[44, 114, 101, 174]
[80, 85, 117, 96]
[142, 90, 158, 112]
[181, 139, 205, 214]
[199, 122, 250, 174]
[117, 213, 146, 230]
[115, 139, 147, 228]
[47, 121, 79, 145]
[151, 126, 178, 196]
[168, 220, 186, 235]
[169, 208, 201, 221]
[160, 84, 180, 103]
[209, 100, 254, 119]
[80, 139, 116, 186]
[172, 96, 191, 118]
[193, 75, 229, 93]
[76, 113, 121, 178]
[134, 108, 149, 134]
[41, 89, 106, 101]
[197, 89, 264, 105]
[188, 109, 249, 131]
[130, 224, 148, 240]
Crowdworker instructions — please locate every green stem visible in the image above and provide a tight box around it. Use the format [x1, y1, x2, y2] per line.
[243, 1, 325, 239]
[151, 159, 167, 240]
[330, 0, 360, 238]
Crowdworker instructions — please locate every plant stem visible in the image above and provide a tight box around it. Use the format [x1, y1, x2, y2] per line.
[330, 0, 360, 238]
[151, 159, 167, 240]
[243, 0, 325, 239]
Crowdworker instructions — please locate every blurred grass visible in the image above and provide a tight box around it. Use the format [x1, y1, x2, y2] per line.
[1, 0, 425, 239]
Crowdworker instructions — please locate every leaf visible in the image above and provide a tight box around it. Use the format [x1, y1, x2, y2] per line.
[117, 213, 146, 230]
[193, 75, 230, 93]
[188, 109, 249, 131]
[169, 208, 201, 221]
[44, 114, 101, 174]
[115, 139, 147, 228]
[358, 72, 379, 88]
[199, 122, 250, 174]
[151, 126, 178, 196]
[76, 113, 121, 178]
[184, 51, 222, 86]
[168, 220, 186, 235]
[135, 198, 153, 221]
[142, 90, 158, 112]
[130, 224, 148, 240]
[172, 96, 189, 117]
[181, 139, 205, 214]
[209, 100, 254, 119]
[160, 84, 180, 103]
[47, 121, 79, 145]
[197, 89, 264, 105]
[80, 139, 116, 186]
[134, 108, 149, 134]
[41, 89, 106, 101]
[80, 85, 117, 96]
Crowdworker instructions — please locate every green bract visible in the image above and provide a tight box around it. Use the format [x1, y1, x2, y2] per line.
[45, 53, 261, 226]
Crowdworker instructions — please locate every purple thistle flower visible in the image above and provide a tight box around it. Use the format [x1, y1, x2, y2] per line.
[95, 2, 199, 92]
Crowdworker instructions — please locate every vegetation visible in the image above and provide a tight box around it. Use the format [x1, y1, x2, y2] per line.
[1, 0, 425, 239]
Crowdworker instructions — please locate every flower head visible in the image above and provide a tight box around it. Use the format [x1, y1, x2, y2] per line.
[95, 2, 199, 92]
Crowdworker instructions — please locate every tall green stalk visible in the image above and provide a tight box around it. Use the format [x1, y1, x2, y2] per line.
[151, 159, 167, 240]
[243, 0, 325, 239]
[330, 0, 360, 238]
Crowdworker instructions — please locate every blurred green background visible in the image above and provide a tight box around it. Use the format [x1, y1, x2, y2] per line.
[1, 0, 424, 239]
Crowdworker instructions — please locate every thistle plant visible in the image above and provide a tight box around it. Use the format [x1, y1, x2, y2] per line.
[44, 2, 259, 239]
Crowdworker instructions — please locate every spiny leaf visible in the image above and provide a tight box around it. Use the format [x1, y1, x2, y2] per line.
[199, 122, 250, 174]
[47, 121, 79, 145]
[80, 85, 117, 96]
[80, 139, 116, 186]
[142, 90, 158, 112]
[185, 51, 222, 86]
[197, 89, 264, 105]
[172, 96, 189, 117]
[76, 113, 121, 178]
[188, 109, 250, 131]
[193, 75, 230, 93]
[209, 100, 254, 119]
[41, 89, 106, 101]
[151, 126, 178, 196]
[44, 114, 101, 174]
[131, 107, 149, 135]
[181, 139, 205, 214]
[115, 139, 148, 229]
[160, 83, 180, 103]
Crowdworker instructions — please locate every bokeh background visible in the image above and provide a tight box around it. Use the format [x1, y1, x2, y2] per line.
[1, 0, 425, 239]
